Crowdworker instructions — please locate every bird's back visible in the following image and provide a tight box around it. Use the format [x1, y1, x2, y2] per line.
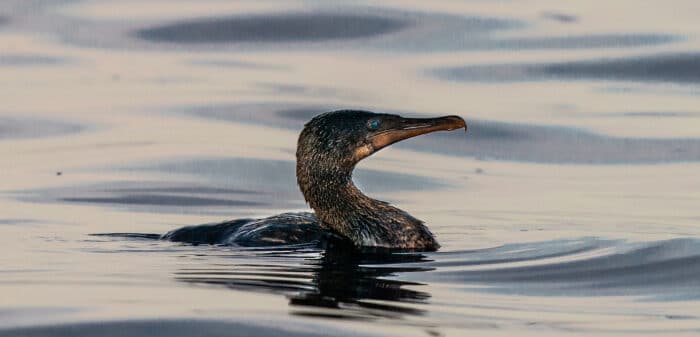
[163, 212, 327, 247]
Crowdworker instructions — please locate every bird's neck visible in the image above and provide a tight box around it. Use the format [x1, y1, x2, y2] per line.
[297, 166, 437, 250]
[298, 167, 375, 220]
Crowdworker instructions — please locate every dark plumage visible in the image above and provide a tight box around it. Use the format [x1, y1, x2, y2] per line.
[164, 110, 466, 251]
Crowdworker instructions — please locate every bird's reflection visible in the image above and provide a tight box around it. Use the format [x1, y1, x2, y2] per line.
[174, 245, 433, 321]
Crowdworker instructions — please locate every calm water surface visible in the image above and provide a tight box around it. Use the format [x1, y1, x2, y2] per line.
[1, 1, 700, 336]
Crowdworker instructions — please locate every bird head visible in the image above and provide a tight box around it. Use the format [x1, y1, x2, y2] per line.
[296, 110, 466, 175]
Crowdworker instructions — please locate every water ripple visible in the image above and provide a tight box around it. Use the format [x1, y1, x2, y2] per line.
[0, 117, 83, 140]
[77, 234, 700, 333]
[182, 103, 700, 164]
[425, 238, 700, 300]
[153, 237, 700, 325]
[136, 13, 409, 43]
[437, 52, 700, 84]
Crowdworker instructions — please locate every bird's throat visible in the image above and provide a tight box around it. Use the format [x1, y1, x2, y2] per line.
[297, 167, 435, 249]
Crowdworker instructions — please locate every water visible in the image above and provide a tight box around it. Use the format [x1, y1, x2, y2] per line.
[1, 0, 700, 335]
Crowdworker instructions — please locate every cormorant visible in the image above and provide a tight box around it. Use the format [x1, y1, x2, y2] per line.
[163, 110, 466, 251]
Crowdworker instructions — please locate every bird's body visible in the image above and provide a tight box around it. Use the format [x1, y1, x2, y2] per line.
[163, 213, 323, 246]
[164, 110, 466, 251]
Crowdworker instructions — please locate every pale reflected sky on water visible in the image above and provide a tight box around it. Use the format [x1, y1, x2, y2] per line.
[1, 1, 700, 336]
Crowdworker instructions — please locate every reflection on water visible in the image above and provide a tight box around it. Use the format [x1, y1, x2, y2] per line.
[150, 237, 700, 331]
[176, 248, 431, 321]
[173, 238, 700, 312]
[2, 0, 700, 335]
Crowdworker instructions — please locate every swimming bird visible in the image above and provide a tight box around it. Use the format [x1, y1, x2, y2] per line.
[163, 110, 466, 251]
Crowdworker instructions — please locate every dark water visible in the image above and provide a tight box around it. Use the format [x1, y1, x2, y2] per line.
[136, 13, 409, 43]
[438, 53, 700, 84]
[1, 1, 700, 336]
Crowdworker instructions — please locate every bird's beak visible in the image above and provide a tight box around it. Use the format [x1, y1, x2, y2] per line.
[368, 115, 467, 152]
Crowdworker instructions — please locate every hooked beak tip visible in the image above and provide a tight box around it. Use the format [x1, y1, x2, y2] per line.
[442, 115, 467, 133]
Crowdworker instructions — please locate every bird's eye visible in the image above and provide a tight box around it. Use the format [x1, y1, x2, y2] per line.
[368, 119, 380, 130]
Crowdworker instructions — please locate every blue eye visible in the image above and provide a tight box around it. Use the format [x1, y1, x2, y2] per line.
[368, 119, 380, 130]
